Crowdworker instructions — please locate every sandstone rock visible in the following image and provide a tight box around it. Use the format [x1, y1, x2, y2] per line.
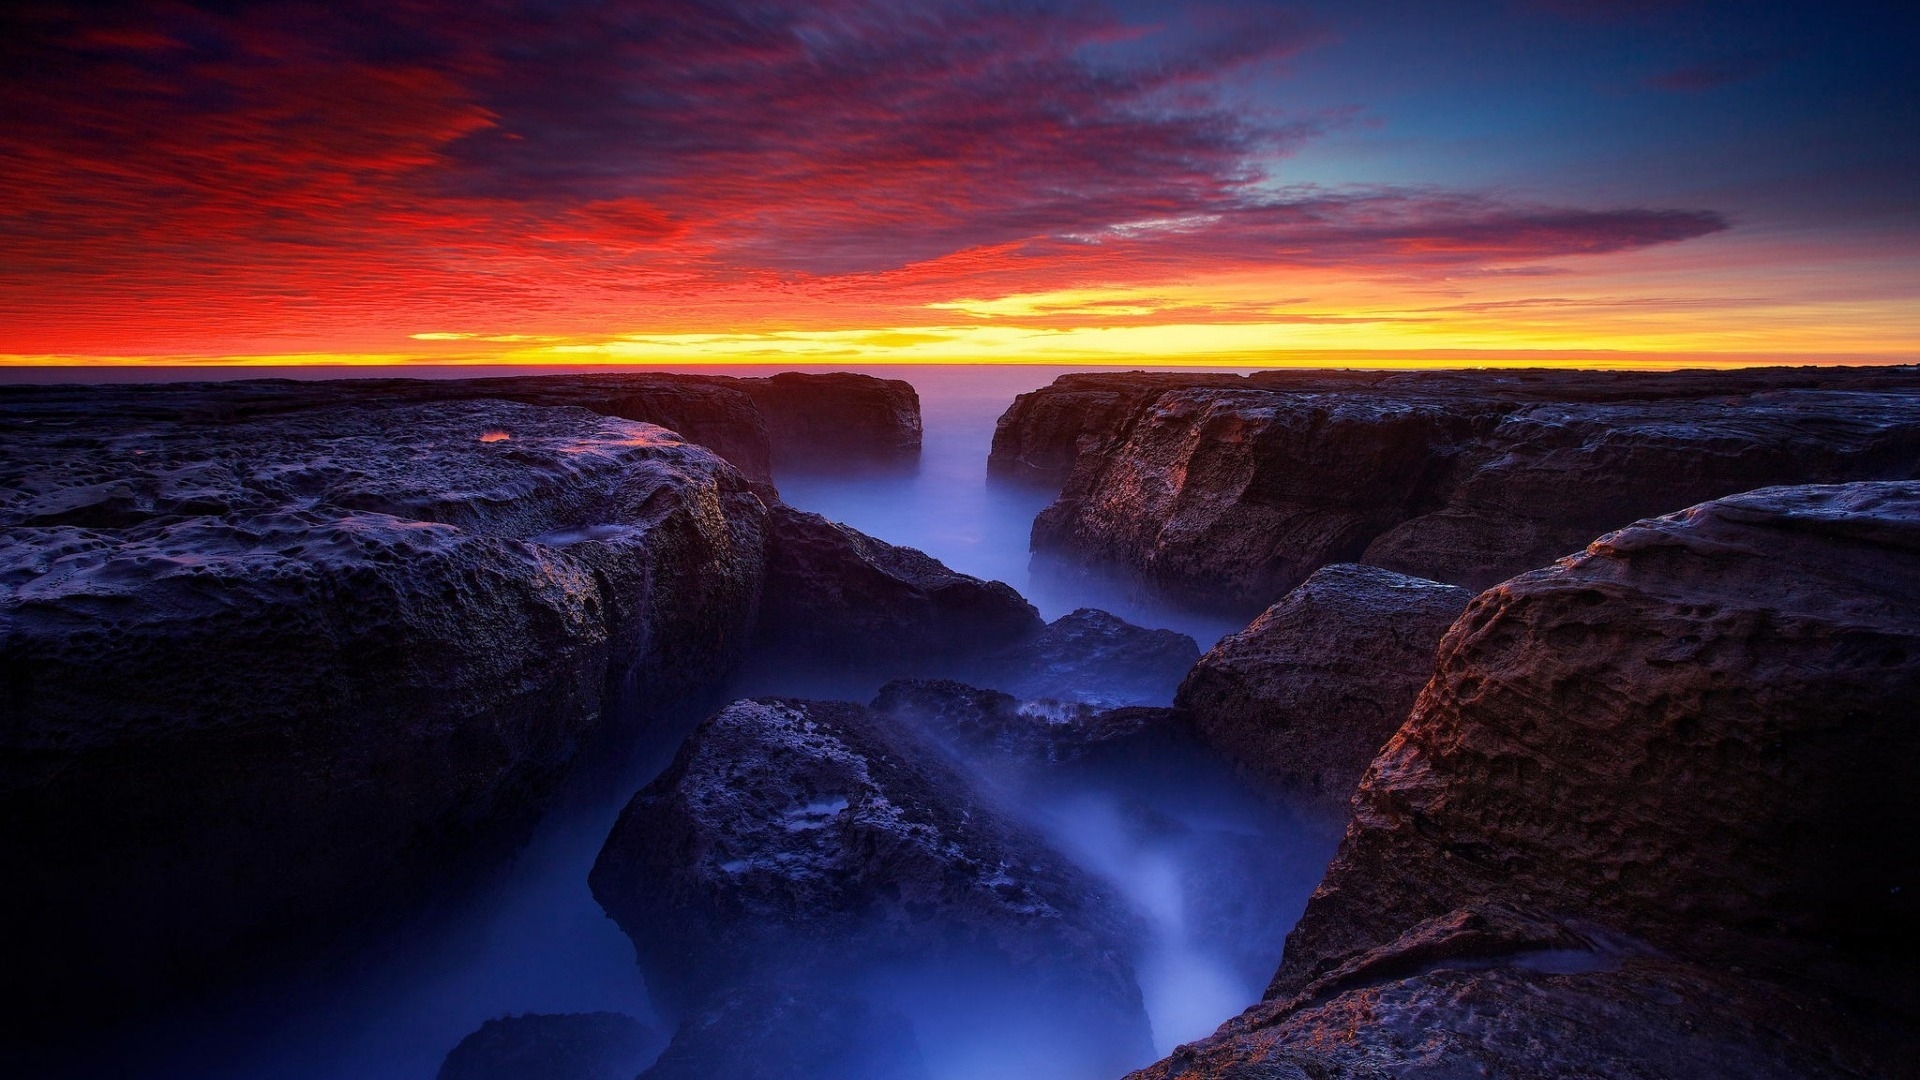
[0, 398, 767, 1018]
[587, 697, 1151, 1060]
[734, 371, 922, 469]
[754, 502, 1043, 674]
[1006, 367, 1920, 610]
[0, 369, 927, 488]
[975, 607, 1200, 708]
[639, 983, 929, 1080]
[1176, 564, 1471, 810]
[1275, 483, 1920, 1007]
[870, 677, 1185, 765]
[439, 1012, 662, 1080]
[1124, 482, 1920, 1080]
[1127, 906, 1904, 1080]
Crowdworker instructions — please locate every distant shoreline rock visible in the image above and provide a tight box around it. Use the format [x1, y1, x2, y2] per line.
[995, 365, 1920, 610]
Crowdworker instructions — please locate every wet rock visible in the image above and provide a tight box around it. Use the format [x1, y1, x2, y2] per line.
[976, 607, 1200, 708]
[988, 372, 1255, 486]
[735, 371, 922, 469]
[439, 1012, 662, 1080]
[1005, 366, 1920, 610]
[588, 697, 1151, 1062]
[1127, 482, 1920, 1080]
[1276, 483, 1920, 1005]
[639, 982, 929, 1080]
[871, 677, 1185, 765]
[0, 398, 767, 1019]
[1175, 564, 1471, 810]
[1128, 906, 1903, 1080]
[754, 502, 1043, 674]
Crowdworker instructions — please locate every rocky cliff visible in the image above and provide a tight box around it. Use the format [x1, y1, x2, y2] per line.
[997, 366, 1920, 610]
[1128, 481, 1920, 1079]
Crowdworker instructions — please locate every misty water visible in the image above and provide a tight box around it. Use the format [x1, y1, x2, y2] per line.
[38, 365, 1340, 1080]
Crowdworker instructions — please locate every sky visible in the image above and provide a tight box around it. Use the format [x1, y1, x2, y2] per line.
[2, 0, 1915, 367]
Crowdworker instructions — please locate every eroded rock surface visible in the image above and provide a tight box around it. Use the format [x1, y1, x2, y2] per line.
[735, 371, 922, 469]
[1001, 366, 1920, 609]
[0, 369, 924, 487]
[1, 398, 768, 1017]
[587, 697, 1151, 1063]
[870, 677, 1185, 765]
[439, 1012, 662, 1080]
[1131, 482, 1920, 1079]
[1176, 564, 1471, 810]
[974, 607, 1200, 708]
[755, 502, 1043, 673]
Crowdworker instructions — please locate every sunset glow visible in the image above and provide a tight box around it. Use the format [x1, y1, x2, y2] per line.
[5, 1, 1914, 368]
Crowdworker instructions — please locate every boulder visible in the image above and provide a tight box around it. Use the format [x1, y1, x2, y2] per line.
[439, 1012, 662, 1080]
[734, 371, 923, 469]
[754, 502, 1043, 674]
[1007, 366, 1920, 610]
[587, 697, 1151, 1062]
[1130, 482, 1920, 1080]
[870, 677, 1186, 765]
[639, 982, 929, 1080]
[974, 607, 1200, 708]
[1175, 565, 1471, 810]
[0, 397, 767, 1019]
[1127, 905, 1902, 1080]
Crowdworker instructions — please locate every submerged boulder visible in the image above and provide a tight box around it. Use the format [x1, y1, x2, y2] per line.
[0, 398, 768, 1018]
[439, 1012, 662, 1080]
[1176, 564, 1471, 810]
[973, 607, 1200, 708]
[1131, 481, 1920, 1079]
[871, 677, 1185, 765]
[588, 697, 1151, 1062]
[754, 502, 1043, 674]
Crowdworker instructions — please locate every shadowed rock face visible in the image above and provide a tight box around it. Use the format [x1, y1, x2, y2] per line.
[438, 1012, 662, 1080]
[755, 502, 1044, 674]
[587, 697, 1152, 1065]
[1175, 564, 1471, 811]
[638, 983, 930, 1080]
[734, 371, 922, 469]
[973, 607, 1200, 708]
[1129, 482, 1920, 1079]
[1, 398, 769, 1019]
[871, 677, 1186, 766]
[997, 366, 1920, 610]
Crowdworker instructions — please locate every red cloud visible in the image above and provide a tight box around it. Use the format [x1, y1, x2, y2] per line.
[0, 0, 1727, 355]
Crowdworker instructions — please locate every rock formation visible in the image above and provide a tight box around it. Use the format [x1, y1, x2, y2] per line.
[439, 1012, 662, 1080]
[870, 677, 1185, 765]
[971, 607, 1200, 708]
[1175, 564, 1471, 810]
[998, 366, 1920, 610]
[0, 368, 924, 488]
[588, 697, 1152, 1067]
[754, 502, 1043, 673]
[0, 398, 767, 1017]
[733, 371, 922, 469]
[1129, 481, 1920, 1079]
